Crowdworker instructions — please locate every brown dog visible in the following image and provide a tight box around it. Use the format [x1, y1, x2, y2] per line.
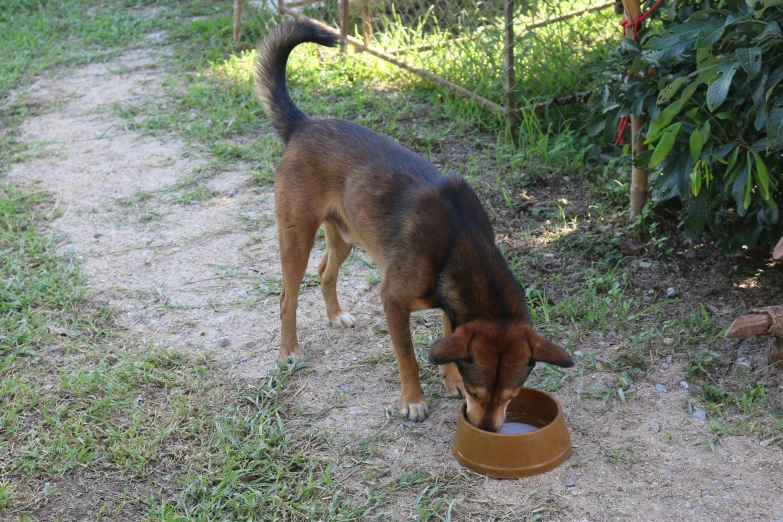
[255, 20, 574, 432]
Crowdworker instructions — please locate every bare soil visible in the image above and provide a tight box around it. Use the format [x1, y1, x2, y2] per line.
[6, 50, 783, 521]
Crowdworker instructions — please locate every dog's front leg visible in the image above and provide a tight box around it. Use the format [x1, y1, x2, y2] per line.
[440, 311, 466, 398]
[383, 301, 428, 421]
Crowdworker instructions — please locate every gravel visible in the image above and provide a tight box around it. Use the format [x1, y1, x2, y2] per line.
[655, 384, 668, 393]
[693, 410, 707, 421]
[565, 473, 578, 488]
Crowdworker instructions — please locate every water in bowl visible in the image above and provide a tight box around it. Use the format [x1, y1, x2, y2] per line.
[498, 422, 538, 435]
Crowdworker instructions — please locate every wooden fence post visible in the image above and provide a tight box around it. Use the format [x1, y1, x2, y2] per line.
[362, 0, 371, 49]
[621, 0, 648, 221]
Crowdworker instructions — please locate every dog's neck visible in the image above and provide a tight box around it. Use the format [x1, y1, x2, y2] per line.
[436, 240, 529, 328]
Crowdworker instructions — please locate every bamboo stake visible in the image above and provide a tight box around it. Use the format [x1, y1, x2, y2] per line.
[621, 0, 648, 220]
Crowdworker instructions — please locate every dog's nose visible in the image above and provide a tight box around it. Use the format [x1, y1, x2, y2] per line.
[471, 416, 503, 433]
[481, 422, 503, 433]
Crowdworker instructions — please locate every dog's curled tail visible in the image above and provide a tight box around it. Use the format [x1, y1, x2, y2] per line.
[254, 20, 338, 143]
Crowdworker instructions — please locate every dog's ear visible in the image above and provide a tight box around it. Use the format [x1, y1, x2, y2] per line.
[526, 328, 574, 368]
[429, 324, 472, 365]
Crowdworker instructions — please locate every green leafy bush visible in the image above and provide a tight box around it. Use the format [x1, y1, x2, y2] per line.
[589, 0, 783, 251]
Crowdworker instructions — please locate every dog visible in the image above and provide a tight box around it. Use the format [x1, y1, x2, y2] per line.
[255, 20, 574, 432]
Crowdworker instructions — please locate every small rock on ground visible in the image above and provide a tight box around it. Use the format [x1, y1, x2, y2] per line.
[693, 410, 707, 421]
[565, 473, 578, 488]
[655, 384, 668, 393]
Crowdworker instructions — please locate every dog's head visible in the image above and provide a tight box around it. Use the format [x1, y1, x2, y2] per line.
[429, 319, 573, 432]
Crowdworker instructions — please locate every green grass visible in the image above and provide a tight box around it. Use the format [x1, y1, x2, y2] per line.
[0, 184, 463, 519]
[300, 0, 616, 104]
[0, 185, 198, 511]
[1, 0, 157, 95]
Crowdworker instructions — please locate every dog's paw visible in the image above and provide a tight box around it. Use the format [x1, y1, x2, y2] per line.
[401, 401, 428, 422]
[443, 374, 466, 399]
[329, 312, 356, 329]
[279, 345, 304, 362]
[441, 364, 466, 399]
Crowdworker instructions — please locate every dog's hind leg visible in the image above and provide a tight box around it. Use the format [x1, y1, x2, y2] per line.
[440, 311, 466, 398]
[277, 214, 318, 362]
[318, 221, 355, 328]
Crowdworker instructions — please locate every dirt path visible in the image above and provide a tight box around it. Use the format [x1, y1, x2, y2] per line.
[7, 51, 783, 521]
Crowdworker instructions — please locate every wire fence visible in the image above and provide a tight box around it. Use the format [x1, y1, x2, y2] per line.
[234, 0, 622, 132]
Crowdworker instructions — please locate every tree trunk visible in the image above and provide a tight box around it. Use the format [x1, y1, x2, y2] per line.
[620, 0, 648, 220]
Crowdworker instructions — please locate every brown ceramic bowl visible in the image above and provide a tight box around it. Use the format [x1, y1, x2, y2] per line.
[452, 387, 571, 478]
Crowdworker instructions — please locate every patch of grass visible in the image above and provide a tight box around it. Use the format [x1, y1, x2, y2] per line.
[0, 185, 462, 519]
[0, 0, 164, 95]
[523, 259, 637, 335]
[146, 362, 381, 521]
[0, 185, 201, 514]
[0, 185, 85, 356]
[3, 347, 203, 479]
[0, 482, 12, 510]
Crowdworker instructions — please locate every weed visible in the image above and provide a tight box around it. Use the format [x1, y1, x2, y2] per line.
[0, 483, 11, 509]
